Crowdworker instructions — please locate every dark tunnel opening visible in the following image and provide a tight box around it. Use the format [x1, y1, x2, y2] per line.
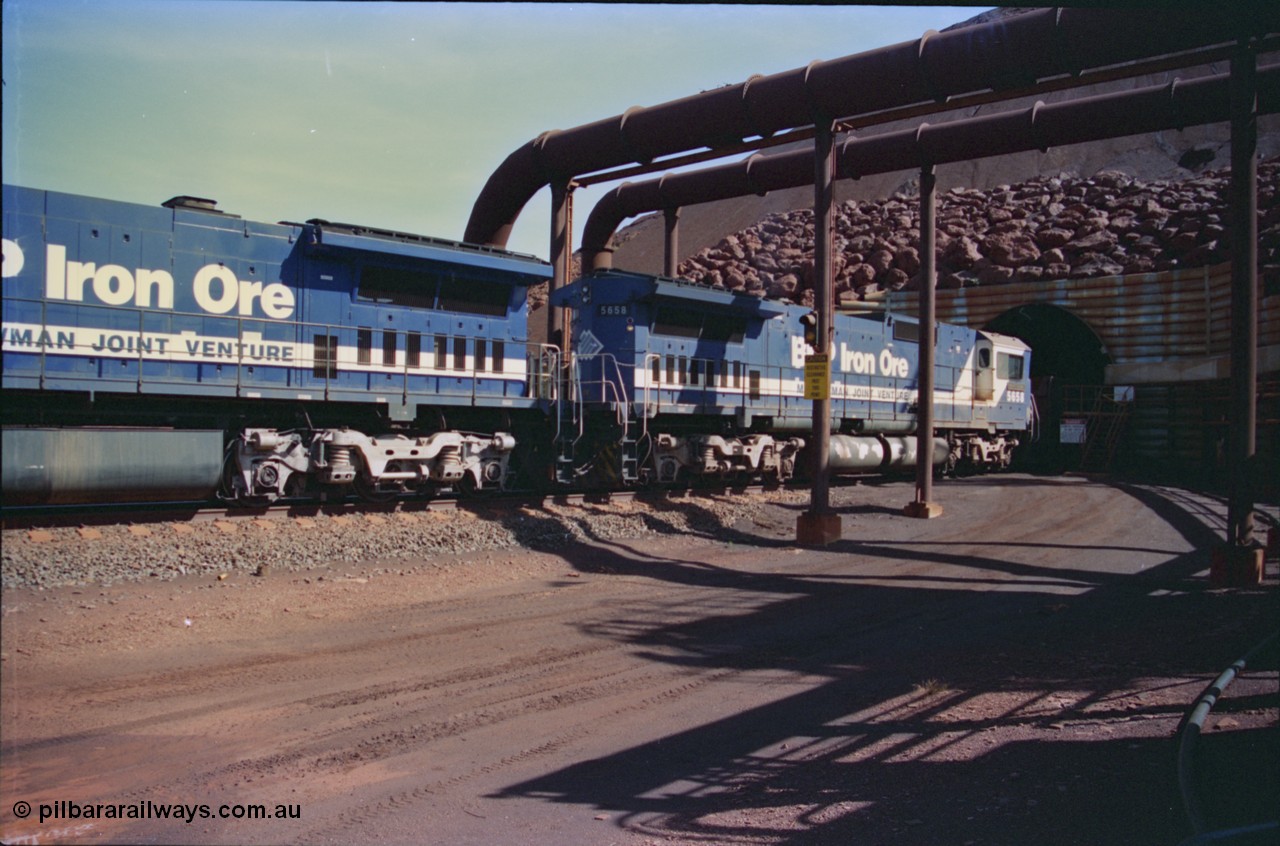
[985, 303, 1112, 473]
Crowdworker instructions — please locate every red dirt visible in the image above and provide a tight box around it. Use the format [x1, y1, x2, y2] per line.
[2, 475, 1276, 845]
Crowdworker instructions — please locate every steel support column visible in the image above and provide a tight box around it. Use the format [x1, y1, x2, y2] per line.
[548, 180, 573, 354]
[1216, 40, 1263, 585]
[797, 119, 841, 545]
[664, 207, 681, 278]
[906, 161, 943, 519]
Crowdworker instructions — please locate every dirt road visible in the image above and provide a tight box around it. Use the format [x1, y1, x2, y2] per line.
[2, 475, 1276, 845]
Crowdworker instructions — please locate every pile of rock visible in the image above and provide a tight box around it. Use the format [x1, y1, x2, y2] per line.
[675, 158, 1279, 305]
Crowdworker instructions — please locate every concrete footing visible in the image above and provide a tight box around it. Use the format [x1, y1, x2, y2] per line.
[904, 501, 944, 519]
[796, 511, 842, 546]
[1210, 545, 1265, 587]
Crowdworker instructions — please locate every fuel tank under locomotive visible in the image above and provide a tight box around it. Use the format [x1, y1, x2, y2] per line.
[829, 434, 951, 473]
[2, 428, 225, 506]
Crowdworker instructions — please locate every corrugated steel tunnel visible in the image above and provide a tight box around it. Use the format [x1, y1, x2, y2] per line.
[984, 304, 1112, 474]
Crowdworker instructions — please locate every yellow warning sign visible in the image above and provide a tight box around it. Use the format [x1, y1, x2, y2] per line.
[804, 354, 830, 400]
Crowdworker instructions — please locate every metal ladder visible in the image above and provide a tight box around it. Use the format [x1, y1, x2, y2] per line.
[1078, 388, 1133, 472]
[552, 353, 638, 485]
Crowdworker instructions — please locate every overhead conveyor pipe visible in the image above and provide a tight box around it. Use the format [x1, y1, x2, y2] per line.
[464, 7, 1279, 249]
[581, 63, 1280, 270]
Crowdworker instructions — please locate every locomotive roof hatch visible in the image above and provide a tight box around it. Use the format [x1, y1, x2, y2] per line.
[643, 277, 788, 317]
[300, 220, 552, 281]
[552, 270, 786, 318]
[977, 330, 1031, 353]
[161, 195, 234, 215]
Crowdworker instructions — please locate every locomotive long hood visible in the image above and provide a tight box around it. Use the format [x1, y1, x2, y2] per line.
[304, 221, 552, 280]
[552, 271, 787, 317]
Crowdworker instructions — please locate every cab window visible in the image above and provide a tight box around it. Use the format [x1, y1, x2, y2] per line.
[997, 352, 1024, 380]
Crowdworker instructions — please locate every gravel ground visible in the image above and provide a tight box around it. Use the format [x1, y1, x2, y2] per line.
[1, 489, 812, 591]
[2, 475, 1276, 845]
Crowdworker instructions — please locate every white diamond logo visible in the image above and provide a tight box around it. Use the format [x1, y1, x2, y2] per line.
[578, 330, 604, 358]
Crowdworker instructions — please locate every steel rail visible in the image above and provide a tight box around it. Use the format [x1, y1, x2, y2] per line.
[0, 483, 792, 532]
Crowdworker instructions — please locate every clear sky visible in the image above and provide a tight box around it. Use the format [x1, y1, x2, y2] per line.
[3, 1, 984, 259]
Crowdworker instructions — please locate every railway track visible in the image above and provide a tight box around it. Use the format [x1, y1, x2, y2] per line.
[0, 482, 786, 532]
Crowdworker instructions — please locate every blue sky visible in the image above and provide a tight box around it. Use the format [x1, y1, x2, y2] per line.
[3, 2, 983, 259]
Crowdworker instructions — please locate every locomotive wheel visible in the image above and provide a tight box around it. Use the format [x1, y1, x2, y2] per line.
[456, 472, 479, 498]
[456, 470, 499, 499]
[218, 448, 273, 507]
[353, 473, 399, 504]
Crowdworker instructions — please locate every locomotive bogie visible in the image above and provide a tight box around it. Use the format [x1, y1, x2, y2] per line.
[947, 432, 1020, 475]
[224, 427, 517, 504]
[652, 433, 804, 483]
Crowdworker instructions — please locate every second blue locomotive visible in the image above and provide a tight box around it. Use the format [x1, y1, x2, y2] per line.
[550, 270, 1032, 487]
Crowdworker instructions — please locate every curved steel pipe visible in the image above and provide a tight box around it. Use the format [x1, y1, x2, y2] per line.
[465, 7, 1278, 248]
[581, 63, 1280, 270]
[1176, 631, 1278, 837]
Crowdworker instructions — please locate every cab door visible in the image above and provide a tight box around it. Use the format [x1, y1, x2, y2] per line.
[974, 338, 995, 402]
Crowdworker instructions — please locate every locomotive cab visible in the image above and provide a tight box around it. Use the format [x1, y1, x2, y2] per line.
[981, 332, 1032, 422]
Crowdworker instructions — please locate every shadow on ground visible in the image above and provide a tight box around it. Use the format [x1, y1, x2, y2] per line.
[492, 478, 1279, 845]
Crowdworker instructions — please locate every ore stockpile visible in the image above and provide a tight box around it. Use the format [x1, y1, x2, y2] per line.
[670, 160, 1280, 305]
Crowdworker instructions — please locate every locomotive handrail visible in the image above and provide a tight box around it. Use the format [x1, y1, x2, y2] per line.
[566, 352, 632, 444]
[525, 343, 560, 402]
[3, 294, 542, 414]
[641, 352, 661, 440]
[523, 342, 562, 439]
[565, 352, 588, 449]
[600, 353, 631, 436]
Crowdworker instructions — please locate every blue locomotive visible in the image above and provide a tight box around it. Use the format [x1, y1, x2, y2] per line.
[2, 184, 1033, 505]
[550, 270, 1033, 487]
[2, 184, 555, 504]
